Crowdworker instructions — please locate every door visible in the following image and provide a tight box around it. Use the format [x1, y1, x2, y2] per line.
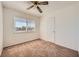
[47, 16, 55, 43]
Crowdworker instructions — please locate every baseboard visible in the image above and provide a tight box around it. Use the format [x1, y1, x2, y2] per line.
[3, 38, 41, 48]
[55, 43, 78, 52]
[40, 38, 78, 53]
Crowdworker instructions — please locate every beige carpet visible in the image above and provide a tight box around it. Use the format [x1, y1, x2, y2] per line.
[1, 39, 78, 57]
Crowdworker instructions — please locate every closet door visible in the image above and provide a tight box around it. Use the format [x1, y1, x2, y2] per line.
[47, 16, 55, 43]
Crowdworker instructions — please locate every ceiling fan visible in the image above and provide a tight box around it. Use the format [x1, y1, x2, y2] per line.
[27, 1, 48, 13]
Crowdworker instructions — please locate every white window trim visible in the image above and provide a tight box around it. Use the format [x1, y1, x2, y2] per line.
[13, 16, 36, 33]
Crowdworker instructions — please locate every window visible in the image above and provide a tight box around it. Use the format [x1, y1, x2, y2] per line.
[14, 17, 36, 32]
[27, 20, 35, 32]
[15, 17, 27, 32]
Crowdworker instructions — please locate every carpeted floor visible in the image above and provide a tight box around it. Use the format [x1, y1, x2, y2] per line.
[1, 39, 78, 57]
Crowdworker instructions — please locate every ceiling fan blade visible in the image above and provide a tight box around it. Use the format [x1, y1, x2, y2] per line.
[37, 6, 42, 13]
[38, 1, 48, 5]
[27, 5, 34, 10]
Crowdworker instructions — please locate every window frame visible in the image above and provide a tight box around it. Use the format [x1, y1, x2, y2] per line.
[14, 16, 36, 33]
[14, 16, 27, 33]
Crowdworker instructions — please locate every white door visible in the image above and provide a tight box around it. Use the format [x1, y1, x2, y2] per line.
[47, 16, 55, 43]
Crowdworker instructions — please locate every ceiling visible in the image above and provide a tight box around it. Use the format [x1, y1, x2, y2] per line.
[2, 1, 79, 17]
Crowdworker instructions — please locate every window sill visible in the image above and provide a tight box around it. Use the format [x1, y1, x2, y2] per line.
[13, 31, 36, 34]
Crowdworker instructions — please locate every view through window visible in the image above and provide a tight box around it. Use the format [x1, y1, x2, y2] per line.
[14, 17, 36, 32]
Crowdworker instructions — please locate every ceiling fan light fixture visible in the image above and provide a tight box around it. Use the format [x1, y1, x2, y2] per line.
[27, 1, 48, 13]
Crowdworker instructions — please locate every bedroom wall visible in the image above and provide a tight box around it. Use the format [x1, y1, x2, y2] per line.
[77, 4, 79, 53]
[0, 2, 3, 55]
[54, 4, 78, 51]
[3, 7, 40, 47]
[40, 3, 78, 51]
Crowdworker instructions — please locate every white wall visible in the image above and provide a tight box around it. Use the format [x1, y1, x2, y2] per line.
[54, 5, 78, 51]
[0, 2, 3, 55]
[40, 4, 78, 51]
[77, 4, 79, 53]
[3, 7, 40, 47]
